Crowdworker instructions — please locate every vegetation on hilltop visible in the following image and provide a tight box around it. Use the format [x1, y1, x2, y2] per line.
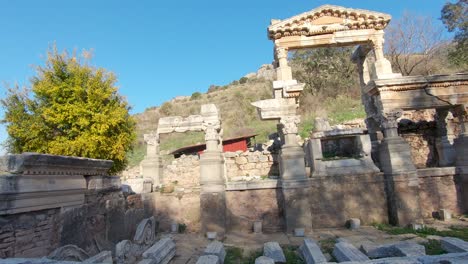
[1, 47, 136, 173]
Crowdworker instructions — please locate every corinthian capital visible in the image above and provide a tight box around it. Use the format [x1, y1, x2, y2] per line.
[380, 109, 403, 130]
[280, 115, 300, 135]
[144, 132, 159, 146]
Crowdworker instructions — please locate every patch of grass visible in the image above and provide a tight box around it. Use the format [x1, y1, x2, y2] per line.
[373, 223, 468, 241]
[423, 239, 446, 255]
[282, 246, 304, 264]
[325, 95, 365, 125]
[224, 247, 262, 264]
[319, 238, 336, 255]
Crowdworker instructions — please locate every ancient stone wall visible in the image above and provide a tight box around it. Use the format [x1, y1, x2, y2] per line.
[418, 168, 464, 218]
[309, 173, 388, 228]
[150, 192, 201, 233]
[224, 151, 279, 180]
[162, 154, 200, 188]
[225, 188, 284, 233]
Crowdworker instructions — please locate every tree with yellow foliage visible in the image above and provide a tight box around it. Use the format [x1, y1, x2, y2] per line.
[1, 47, 136, 173]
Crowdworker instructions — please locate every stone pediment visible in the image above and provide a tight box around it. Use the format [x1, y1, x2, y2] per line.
[268, 5, 391, 40]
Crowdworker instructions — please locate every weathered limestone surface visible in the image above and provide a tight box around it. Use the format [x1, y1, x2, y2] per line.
[141, 237, 175, 264]
[255, 256, 275, 264]
[82, 251, 113, 263]
[224, 151, 279, 180]
[196, 255, 220, 264]
[263, 242, 286, 263]
[0, 153, 113, 215]
[47, 245, 90, 262]
[441, 237, 468, 253]
[225, 188, 284, 233]
[203, 241, 226, 264]
[364, 242, 425, 258]
[299, 238, 327, 264]
[309, 173, 388, 228]
[332, 241, 369, 262]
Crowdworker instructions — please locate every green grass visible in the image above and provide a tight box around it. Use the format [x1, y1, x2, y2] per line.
[283, 246, 304, 264]
[325, 95, 365, 125]
[373, 223, 468, 241]
[423, 239, 446, 255]
[319, 238, 336, 255]
[126, 144, 146, 167]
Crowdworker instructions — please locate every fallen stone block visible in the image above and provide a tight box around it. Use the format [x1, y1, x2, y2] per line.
[203, 241, 226, 264]
[367, 256, 420, 263]
[196, 255, 220, 264]
[142, 237, 176, 264]
[332, 241, 370, 262]
[299, 238, 327, 264]
[48, 245, 90, 262]
[83, 251, 113, 263]
[348, 218, 361, 230]
[441, 237, 468, 253]
[264, 242, 286, 263]
[418, 252, 468, 263]
[255, 256, 275, 264]
[363, 242, 425, 258]
[439, 209, 451, 221]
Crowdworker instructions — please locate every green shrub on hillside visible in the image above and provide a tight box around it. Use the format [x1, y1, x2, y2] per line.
[190, 92, 202, 100]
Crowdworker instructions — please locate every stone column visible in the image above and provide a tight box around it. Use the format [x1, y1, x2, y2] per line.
[378, 109, 423, 226]
[365, 117, 382, 167]
[370, 32, 400, 80]
[199, 124, 226, 238]
[452, 105, 468, 211]
[275, 47, 293, 82]
[435, 109, 456, 167]
[278, 115, 313, 233]
[140, 133, 163, 190]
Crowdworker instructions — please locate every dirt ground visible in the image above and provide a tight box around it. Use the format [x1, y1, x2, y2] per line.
[165, 218, 468, 264]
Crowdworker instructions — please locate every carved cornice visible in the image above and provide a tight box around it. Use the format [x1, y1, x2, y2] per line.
[268, 5, 391, 40]
[365, 74, 468, 96]
[0, 153, 113, 176]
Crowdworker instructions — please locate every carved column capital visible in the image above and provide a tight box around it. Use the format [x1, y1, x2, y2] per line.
[280, 115, 300, 135]
[144, 132, 160, 157]
[379, 109, 402, 138]
[275, 47, 288, 60]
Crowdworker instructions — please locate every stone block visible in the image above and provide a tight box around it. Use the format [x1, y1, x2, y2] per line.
[264, 242, 286, 263]
[196, 255, 220, 264]
[299, 238, 327, 264]
[203, 241, 226, 264]
[255, 256, 275, 264]
[235, 157, 248, 165]
[254, 221, 262, 234]
[294, 228, 305, 237]
[348, 218, 361, 230]
[142, 237, 176, 264]
[441, 237, 468, 253]
[83, 251, 113, 263]
[364, 242, 425, 258]
[439, 209, 452, 221]
[332, 241, 369, 262]
[417, 252, 468, 263]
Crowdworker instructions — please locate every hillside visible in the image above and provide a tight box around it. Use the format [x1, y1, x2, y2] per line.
[128, 62, 365, 167]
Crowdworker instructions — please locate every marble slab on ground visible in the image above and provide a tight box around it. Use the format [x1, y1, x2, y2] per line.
[332, 241, 370, 262]
[263, 242, 286, 263]
[255, 256, 275, 264]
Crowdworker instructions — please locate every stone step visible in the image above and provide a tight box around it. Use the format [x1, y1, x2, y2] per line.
[263, 242, 286, 263]
[299, 238, 327, 264]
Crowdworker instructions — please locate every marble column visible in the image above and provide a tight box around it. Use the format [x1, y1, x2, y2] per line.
[435, 109, 456, 166]
[278, 115, 313, 233]
[199, 124, 226, 238]
[370, 32, 400, 80]
[452, 105, 468, 211]
[141, 133, 163, 190]
[275, 47, 293, 82]
[378, 109, 423, 226]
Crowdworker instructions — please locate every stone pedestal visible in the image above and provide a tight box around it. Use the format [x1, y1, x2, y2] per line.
[379, 136, 423, 226]
[140, 156, 163, 188]
[436, 109, 456, 167]
[200, 150, 226, 238]
[279, 145, 313, 233]
[455, 135, 468, 212]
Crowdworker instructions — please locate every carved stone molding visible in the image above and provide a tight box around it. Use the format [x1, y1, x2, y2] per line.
[143, 132, 159, 146]
[379, 109, 403, 131]
[280, 115, 300, 135]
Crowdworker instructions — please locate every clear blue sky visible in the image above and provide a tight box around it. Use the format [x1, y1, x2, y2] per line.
[0, 0, 452, 153]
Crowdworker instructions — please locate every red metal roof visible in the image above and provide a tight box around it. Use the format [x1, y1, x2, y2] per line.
[169, 134, 257, 155]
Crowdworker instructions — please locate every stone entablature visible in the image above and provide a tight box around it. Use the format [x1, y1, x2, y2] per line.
[0, 153, 114, 215]
[0, 152, 113, 176]
[268, 5, 391, 40]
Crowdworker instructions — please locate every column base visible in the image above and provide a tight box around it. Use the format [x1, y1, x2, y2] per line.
[384, 172, 423, 226]
[200, 189, 226, 239]
[436, 137, 455, 167]
[379, 136, 416, 174]
[140, 157, 163, 188]
[281, 181, 313, 233]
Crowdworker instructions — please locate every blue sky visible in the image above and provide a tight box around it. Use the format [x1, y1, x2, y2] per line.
[0, 0, 452, 153]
